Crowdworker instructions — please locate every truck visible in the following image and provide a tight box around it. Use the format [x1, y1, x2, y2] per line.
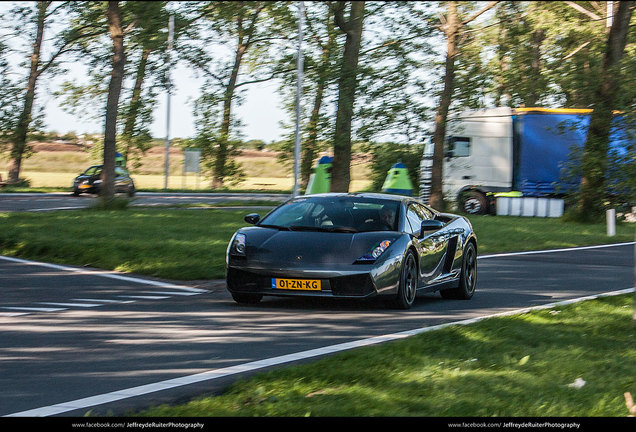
[419, 107, 629, 215]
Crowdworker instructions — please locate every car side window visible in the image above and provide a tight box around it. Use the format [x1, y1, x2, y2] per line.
[413, 203, 434, 221]
[405, 205, 424, 236]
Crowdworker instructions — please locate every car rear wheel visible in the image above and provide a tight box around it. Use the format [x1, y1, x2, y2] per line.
[231, 292, 263, 304]
[391, 250, 418, 309]
[441, 241, 476, 300]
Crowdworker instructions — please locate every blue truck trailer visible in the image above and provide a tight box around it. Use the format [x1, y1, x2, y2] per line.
[419, 107, 630, 215]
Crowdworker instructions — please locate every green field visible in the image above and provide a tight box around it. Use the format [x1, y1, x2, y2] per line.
[0, 148, 373, 192]
[0, 209, 633, 280]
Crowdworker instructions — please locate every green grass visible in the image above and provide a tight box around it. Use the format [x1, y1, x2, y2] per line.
[135, 294, 636, 417]
[467, 214, 636, 254]
[0, 210, 633, 280]
[0, 209, 246, 280]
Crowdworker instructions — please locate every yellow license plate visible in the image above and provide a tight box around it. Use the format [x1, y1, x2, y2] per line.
[272, 278, 321, 291]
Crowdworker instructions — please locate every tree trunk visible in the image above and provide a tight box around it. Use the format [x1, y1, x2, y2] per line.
[526, 28, 544, 107]
[102, 0, 126, 201]
[122, 47, 151, 163]
[212, 43, 246, 189]
[7, 1, 47, 183]
[429, 1, 459, 210]
[301, 14, 337, 189]
[578, 0, 633, 220]
[330, 1, 365, 193]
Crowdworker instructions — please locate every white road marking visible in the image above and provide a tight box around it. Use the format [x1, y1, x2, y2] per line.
[0, 255, 207, 293]
[0, 312, 30, 317]
[2, 243, 634, 417]
[117, 295, 170, 300]
[71, 298, 136, 304]
[142, 291, 201, 296]
[6, 286, 634, 417]
[1, 306, 67, 313]
[477, 241, 635, 259]
[38, 302, 102, 308]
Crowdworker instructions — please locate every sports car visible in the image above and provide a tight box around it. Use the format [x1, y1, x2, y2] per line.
[226, 193, 477, 309]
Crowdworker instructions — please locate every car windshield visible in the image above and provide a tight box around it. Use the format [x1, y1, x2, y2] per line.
[83, 166, 102, 176]
[258, 196, 400, 232]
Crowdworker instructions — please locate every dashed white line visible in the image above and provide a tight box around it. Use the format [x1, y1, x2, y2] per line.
[38, 302, 102, 308]
[6, 286, 634, 417]
[1, 306, 67, 313]
[71, 298, 136, 304]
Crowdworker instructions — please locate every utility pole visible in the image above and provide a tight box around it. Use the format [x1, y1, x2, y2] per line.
[293, 1, 304, 197]
[164, 14, 174, 191]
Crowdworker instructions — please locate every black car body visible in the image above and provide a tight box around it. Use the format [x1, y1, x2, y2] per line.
[72, 165, 135, 196]
[226, 193, 477, 309]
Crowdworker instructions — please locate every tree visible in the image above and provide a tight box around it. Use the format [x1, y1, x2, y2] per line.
[428, 1, 498, 210]
[576, 0, 634, 221]
[275, 2, 340, 189]
[119, 1, 173, 167]
[101, 0, 127, 201]
[329, 1, 365, 193]
[184, 1, 293, 188]
[56, 1, 176, 170]
[276, 1, 432, 192]
[3, 1, 99, 184]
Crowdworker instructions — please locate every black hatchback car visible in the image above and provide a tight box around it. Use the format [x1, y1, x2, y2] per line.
[72, 165, 136, 197]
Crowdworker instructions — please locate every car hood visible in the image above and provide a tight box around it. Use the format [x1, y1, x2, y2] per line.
[242, 228, 399, 266]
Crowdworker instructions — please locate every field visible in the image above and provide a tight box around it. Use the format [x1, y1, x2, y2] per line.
[0, 143, 373, 192]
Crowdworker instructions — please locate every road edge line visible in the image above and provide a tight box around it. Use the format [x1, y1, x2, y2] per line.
[5, 286, 634, 417]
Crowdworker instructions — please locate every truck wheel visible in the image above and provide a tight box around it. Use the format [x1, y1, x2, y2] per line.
[460, 191, 488, 215]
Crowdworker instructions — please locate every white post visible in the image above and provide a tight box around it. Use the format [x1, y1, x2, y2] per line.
[606, 208, 616, 236]
[292, 1, 304, 197]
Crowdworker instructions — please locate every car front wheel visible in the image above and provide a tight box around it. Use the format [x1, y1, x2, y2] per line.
[391, 250, 418, 309]
[441, 241, 476, 300]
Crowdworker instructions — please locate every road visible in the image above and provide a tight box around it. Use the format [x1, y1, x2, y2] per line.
[0, 242, 633, 417]
[0, 192, 289, 212]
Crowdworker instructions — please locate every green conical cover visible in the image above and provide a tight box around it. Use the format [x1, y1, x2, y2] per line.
[381, 161, 413, 196]
[305, 156, 332, 194]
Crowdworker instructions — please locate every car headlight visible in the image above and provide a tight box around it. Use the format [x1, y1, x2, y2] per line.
[356, 240, 392, 262]
[230, 233, 246, 256]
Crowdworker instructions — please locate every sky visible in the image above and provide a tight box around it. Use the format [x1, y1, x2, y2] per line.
[1, 2, 288, 143]
[42, 58, 288, 143]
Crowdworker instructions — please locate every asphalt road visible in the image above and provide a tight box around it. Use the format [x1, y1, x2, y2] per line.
[0, 192, 289, 212]
[0, 242, 633, 417]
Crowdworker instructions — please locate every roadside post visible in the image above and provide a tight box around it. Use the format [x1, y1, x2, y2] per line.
[606, 208, 616, 236]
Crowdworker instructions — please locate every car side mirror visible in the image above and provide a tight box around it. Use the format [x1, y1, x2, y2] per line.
[244, 213, 260, 224]
[420, 219, 444, 236]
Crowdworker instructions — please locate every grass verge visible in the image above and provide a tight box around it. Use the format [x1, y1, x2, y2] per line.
[135, 294, 636, 417]
[0, 210, 633, 280]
